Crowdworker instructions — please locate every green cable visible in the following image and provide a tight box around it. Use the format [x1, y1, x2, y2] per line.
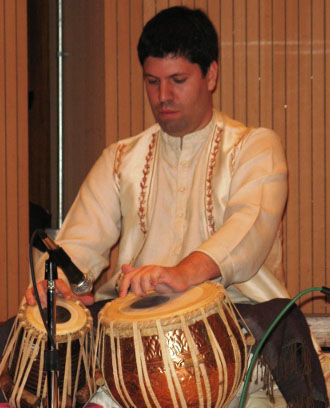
[238, 287, 323, 408]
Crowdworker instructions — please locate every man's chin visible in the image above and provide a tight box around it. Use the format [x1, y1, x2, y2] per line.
[158, 119, 188, 137]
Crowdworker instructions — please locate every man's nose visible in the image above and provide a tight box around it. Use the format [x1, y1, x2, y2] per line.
[159, 81, 172, 102]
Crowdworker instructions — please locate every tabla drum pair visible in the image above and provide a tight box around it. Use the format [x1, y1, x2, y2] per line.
[0, 281, 251, 408]
[96, 281, 252, 408]
[0, 298, 95, 408]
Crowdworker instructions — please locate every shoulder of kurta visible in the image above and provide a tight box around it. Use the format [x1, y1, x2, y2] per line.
[237, 127, 285, 159]
[104, 123, 160, 181]
[224, 115, 253, 141]
[219, 112, 247, 131]
[217, 112, 283, 151]
[110, 123, 160, 152]
[213, 111, 254, 155]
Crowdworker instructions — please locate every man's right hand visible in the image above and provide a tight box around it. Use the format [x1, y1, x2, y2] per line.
[119, 251, 221, 298]
[25, 278, 95, 307]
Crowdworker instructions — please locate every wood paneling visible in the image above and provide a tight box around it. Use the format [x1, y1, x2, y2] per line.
[285, 0, 300, 304]
[298, 0, 313, 313]
[326, 0, 330, 314]
[0, 0, 29, 320]
[28, 0, 51, 214]
[104, 0, 118, 146]
[62, 0, 105, 216]
[102, 0, 330, 313]
[0, 0, 7, 318]
[311, 0, 327, 312]
[219, 0, 234, 118]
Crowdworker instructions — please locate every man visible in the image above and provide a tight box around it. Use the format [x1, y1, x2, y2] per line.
[26, 6, 286, 310]
[24, 6, 328, 407]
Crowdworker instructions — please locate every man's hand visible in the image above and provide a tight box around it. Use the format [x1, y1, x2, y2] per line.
[119, 264, 189, 298]
[119, 251, 221, 298]
[25, 278, 95, 307]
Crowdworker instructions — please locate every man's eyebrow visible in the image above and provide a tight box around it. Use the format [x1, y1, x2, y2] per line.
[143, 73, 158, 79]
[143, 72, 188, 79]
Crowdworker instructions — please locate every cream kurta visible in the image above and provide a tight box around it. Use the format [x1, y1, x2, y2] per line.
[34, 110, 289, 303]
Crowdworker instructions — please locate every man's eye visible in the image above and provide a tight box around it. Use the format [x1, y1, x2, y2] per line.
[146, 78, 158, 85]
[173, 77, 187, 84]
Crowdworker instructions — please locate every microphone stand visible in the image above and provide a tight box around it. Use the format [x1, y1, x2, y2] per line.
[44, 258, 59, 408]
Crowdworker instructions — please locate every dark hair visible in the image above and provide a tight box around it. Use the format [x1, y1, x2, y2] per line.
[137, 6, 218, 76]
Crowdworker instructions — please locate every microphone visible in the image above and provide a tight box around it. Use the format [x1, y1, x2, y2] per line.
[37, 230, 93, 295]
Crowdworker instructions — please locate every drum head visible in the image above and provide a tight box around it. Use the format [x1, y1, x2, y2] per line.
[101, 281, 225, 323]
[24, 297, 88, 335]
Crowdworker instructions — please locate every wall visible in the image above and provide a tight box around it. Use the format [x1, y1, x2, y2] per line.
[28, 0, 51, 214]
[62, 0, 106, 217]
[0, 0, 29, 320]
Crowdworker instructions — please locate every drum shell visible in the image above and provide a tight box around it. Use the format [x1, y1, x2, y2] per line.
[7, 328, 87, 399]
[0, 298, 95, 408]
[97, 284, 248, 408]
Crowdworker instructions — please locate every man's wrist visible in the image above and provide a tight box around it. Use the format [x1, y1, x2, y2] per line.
[177, 251, 221, 287]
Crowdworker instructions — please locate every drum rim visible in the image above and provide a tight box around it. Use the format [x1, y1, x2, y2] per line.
[99, 281, 226, 327]
[104, 301, 228, 338]
[20, 297, 93, 341]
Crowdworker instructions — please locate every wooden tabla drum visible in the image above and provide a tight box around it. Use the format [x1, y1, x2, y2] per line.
[0, 298, 95, 408]
[96, 281, 251, 408]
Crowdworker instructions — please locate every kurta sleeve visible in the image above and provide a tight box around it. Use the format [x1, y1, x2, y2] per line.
[196, 128, 288, 287]
[33, 145, 122, 284]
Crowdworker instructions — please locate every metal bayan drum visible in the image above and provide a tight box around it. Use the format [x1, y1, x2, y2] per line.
[0, 298, 95, 408]
[96, 281, 251, 408]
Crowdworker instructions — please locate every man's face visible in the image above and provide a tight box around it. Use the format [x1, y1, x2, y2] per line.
[143, 56, 218, 137]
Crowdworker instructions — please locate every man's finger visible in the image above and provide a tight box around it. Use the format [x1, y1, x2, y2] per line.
[119, 265, 136, 297]
[141, 272, 155, 294]
[119, 275, 131, 298]
[25, 287, 36, 306]
[55, 279, 74, 299]
[155, 282, 174, 294]
[76, 292, 95, 306]
[25, 281, 47, 307]
[122, 264, 135, 274]
[55, 279, 95, 305]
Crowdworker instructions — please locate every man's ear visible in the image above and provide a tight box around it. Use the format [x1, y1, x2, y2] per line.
[206, 61, 218, 92]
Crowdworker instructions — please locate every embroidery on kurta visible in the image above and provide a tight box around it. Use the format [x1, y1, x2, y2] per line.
[114, 143, 127, 179]
[138, 133, 157, 235]
[205, 125, 223, 235]
[230, 127, 253, 175]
